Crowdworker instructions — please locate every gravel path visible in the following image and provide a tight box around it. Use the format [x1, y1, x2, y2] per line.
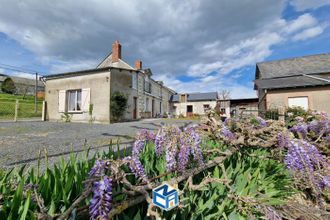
[0, 119, 196, 169]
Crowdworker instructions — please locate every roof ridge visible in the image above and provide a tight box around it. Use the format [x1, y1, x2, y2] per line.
[96, 52, 112, 68]
[257, 53, 330, 65]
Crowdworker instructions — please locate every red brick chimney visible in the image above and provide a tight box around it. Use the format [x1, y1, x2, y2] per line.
[112, 40, 121, 62]
[134, 59, 142, 69]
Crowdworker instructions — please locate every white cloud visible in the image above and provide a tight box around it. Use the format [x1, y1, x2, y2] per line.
[292, 26, 324, 41]
[0, 68, 35, 79]
[0, 0, 327, 94]
[11, 72, 35, 79]
[283, 13, 318, 34]
[290, 0, 330, 11]
[49, 59, 99, 74]
[155, 73, 257, 99]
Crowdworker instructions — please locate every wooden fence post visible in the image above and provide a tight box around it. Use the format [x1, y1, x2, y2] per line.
[42, 101, 46, 121]
[14, 99, 19, 122]
[279, 106, 285, 122]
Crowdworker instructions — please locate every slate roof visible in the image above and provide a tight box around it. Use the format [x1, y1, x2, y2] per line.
[96, 53, 135, 70]
[171, 92, 218, 102]
[256, 53, 330, 79]
[255, 74, 330, 90]
[0, 74, 44, 87]
[255, 53, 330, 90]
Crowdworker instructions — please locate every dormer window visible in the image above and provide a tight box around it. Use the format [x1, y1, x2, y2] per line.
[144, 76, 151, 93]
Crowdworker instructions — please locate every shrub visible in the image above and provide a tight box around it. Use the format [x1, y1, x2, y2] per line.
[61, 112, 72, 122]
[1, 77, 16, 94]
[110, 91, 128, 122]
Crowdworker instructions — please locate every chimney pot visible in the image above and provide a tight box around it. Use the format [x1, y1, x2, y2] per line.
[112, 40, 121, 62]
[134, 59, 142, 69]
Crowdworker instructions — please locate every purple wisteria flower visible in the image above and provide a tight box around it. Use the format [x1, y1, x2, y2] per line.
[124, 156, 148, 181]
[224, 117, 231, 125]
[277, 132, 290, 148]
[322, 175, 330, 188]
[220, 126, 235, 140]
[284, 139, 329, 190]
[155, 129, 165, 156]
[132, 129, 155, 158]
[290, 123, 308, 139]
[166, 141, 178, 171]
[89, 160, 108, 178]
[186, 126, 204, 166]
[90, 176, 113, 220]
[177, 143, 190, 172]
[295, 116, 304, 123]
[308, 117, 330, 137]
[256, 116, 267, 127]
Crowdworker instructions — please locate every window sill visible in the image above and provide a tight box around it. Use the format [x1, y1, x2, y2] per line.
[66, 111, 83, 114]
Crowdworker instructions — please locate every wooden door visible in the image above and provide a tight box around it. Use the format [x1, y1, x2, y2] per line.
[133, 97, 137, 119]
[187, 105, 193, 117]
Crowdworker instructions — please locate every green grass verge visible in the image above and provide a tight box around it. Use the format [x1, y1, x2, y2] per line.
[0, 93, 43, 119]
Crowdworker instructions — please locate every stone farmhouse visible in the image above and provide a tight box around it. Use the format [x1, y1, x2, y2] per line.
[170, 92, 218, 117]
[43, 41, 175, 123]
[254, 53, 330, 114]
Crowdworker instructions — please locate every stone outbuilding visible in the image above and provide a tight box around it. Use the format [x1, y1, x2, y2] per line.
[254, 53, 330, 114]
[43, 41, 175, 123]
[170, 92, 218, 117]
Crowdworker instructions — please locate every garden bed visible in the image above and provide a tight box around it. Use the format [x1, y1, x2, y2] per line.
[0, 110, 329, 219]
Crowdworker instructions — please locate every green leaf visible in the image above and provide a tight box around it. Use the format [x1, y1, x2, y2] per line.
[133, 210, 141, 220]
[214, 166, 220, 178]
[48, 200, 56, 215]
[20, 193, 31, 220]
[8, 179, 24, 220]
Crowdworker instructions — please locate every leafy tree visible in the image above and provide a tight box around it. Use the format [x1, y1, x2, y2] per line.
[110, 91, 128, 122]
[1, 77, 16, 94]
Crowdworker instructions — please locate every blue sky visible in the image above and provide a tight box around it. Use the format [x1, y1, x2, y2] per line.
[0, 0, 329, 98]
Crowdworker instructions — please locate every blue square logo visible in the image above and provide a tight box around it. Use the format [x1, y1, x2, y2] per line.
[152, 183, 179, 210]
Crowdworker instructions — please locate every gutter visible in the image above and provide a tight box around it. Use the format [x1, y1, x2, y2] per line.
[303, 74, 330, 83]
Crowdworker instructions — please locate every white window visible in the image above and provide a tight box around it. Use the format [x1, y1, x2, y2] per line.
[145, 97, 149, 111]
[132, 73, 137, 89]
[67, 89, 82, 112]
[58, 88, 90, 113]
[288, 97, 308, 110]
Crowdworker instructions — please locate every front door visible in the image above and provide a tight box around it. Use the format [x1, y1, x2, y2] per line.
[187, 105, 193, 117]
[152, 99, 155, 117]
[133, 97, 137, 119]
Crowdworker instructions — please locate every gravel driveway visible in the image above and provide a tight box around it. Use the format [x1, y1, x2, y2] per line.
[0, 119, 196, 168]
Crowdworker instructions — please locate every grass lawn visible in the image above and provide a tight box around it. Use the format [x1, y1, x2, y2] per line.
[0, 93, 43, 119]
[0, 93, 43, 103]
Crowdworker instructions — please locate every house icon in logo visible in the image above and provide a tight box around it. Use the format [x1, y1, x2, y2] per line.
[152, 183, 179, 210]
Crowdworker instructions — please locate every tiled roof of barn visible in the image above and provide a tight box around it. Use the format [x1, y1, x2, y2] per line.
[171, 92, 218, 102]
[256, 53, 330, 79]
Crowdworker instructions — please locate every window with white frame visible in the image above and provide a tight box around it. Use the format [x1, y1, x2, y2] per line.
[132, 73, 137, 89]
[67, 89, 82, 112]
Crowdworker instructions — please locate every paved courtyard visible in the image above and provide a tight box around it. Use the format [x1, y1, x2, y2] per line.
[0, 119, 196, 168]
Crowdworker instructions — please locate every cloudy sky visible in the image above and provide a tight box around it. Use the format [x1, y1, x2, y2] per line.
[0, 0, 330, 98]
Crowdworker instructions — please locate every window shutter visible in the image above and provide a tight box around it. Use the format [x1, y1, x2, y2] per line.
[81, 88, 90, 112]
[58, 90, 66, 112]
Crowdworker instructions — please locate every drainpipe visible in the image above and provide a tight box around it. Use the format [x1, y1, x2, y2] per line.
[258, 89, 267, 115]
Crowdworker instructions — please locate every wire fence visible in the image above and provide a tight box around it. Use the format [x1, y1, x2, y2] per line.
[0, 100, 43, 121]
